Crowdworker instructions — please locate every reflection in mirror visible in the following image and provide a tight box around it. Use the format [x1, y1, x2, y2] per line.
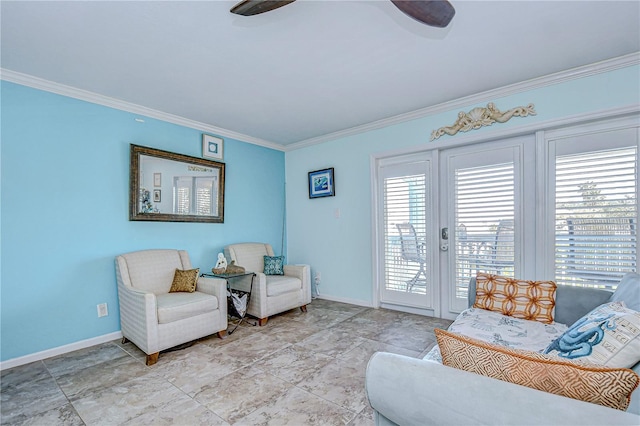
[130, 144, 225, 223]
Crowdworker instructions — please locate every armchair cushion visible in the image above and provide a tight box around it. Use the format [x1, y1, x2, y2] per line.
[263, 256, 285, 275]
[169, 268, 199, 293]
[266, 275, 302, 297]
[156, 291, 219, 324]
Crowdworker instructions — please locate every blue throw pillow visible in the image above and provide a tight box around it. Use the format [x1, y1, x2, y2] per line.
[263, 255, 284, 275]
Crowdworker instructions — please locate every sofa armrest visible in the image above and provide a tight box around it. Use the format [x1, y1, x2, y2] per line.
[365, 352, 640, 426]
[284, 264, 311, 305]
[196, 276, 228, 318]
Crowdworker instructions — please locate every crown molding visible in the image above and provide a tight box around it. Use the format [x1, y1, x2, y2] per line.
[3, 52, 638, 153]
[286, 52, 640, 151]
[0, 69, 285, 152]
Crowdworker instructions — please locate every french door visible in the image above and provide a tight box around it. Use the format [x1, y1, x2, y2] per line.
[439, 136, 534, 315]
[377, 153, 437, 314]
[376, 116, 638, 320]
[376, 138, 532, 318]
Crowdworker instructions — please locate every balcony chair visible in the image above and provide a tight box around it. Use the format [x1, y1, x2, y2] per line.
[115, 249, 228, 365]
[396, 223, 428, 291]
[224, 243, 311, 326]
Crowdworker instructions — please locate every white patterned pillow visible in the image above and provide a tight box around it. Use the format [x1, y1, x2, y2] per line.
[544, 302, 640, 368]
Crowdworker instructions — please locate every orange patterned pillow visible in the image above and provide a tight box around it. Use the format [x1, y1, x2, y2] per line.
[435, 328, 639, 411]
[474, 272, 556, 324]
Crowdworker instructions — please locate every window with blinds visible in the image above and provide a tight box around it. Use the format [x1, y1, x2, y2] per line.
[383, 173, 428, 295]
[554, 146, 638, 288]
[454, 162, 515, 298]
[174, 176, 216, 215]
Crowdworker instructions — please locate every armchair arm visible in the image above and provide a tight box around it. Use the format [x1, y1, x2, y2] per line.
[284, 264, 311, 305]
[248, 272, 269, 319]
[196, 276, 228, 319]
[116, 280, 159, 355]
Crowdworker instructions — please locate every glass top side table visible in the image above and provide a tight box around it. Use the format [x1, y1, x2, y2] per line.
[201, 271, 256, 334]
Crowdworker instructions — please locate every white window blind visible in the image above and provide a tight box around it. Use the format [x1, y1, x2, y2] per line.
[554, 146, 638, 288]
[454, 162, 515, 298]
[174, 177, 191, 214]
[383, 173, 428, 295]
[195, 178, 214, 216]
[173, 176, 216, 215]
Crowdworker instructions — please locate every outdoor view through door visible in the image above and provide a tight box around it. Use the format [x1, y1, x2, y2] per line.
[379, 156, 434, 312]
[454, 162, 515, 300]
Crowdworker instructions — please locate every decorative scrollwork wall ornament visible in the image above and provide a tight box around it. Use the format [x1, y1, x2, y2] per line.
[430, 103, 536, 141]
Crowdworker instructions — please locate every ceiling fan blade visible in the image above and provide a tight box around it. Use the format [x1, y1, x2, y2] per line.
[230, 0, 296, 16]
[390, 0, 455, 28]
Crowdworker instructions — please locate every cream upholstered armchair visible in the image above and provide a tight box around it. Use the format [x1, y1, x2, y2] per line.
[115, 249, 228, 365]
[224, 243, 311, 326]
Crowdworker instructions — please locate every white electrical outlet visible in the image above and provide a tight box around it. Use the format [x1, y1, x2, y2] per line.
[97, 303, 108, 317]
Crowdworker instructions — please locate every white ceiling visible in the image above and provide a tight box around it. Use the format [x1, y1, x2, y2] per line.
[2, 1, 639, 148]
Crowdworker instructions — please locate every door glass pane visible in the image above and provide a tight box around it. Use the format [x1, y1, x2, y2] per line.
[554, 146, 638, 289]
[454, 162, 515, 299]
[384, 174, 427, 295]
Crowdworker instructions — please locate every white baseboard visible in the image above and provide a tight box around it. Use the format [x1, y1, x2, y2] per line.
[314, 294, 374, 308]
[0, 331, 123, 371]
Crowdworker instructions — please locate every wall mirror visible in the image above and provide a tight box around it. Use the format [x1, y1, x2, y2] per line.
[129, 144, 225, 223]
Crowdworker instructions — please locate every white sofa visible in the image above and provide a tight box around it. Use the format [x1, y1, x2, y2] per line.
[115, 249, 228, 365]
[366, 273, 640, 425]
[224, 243, 311, 326]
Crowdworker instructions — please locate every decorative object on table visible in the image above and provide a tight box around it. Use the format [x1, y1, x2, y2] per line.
[202, 134, 224, 160]
[212, 252, 228, 274]
[308, 167, 335, 199]
[225, 260, 246, 274]
[430, 102, 536, 141]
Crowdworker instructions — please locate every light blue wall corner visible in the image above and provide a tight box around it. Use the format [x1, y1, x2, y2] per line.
[0, 81, 285, 362]
[285, 64, 640, 307]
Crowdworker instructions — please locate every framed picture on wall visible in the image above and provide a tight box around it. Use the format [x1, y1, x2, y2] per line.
[153, 189, 161, 203]
[308, 168, 335, 199]
[203, 134, 224, 160]
[153, 172, 161, 187]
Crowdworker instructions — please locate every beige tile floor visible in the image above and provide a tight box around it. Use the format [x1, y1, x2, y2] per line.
[1, 299, 452, 425]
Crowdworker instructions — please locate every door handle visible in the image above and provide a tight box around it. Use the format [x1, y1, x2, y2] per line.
[440, 227, 449, 251]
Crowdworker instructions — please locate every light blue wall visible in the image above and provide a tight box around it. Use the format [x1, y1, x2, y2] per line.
[285, 64, 640, 305]
[1, 81, 285, 362]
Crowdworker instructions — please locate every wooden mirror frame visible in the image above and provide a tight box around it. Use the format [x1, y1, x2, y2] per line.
[129, 144, 225, 223]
